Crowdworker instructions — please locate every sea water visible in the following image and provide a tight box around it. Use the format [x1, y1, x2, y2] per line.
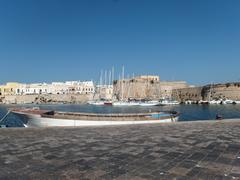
[1, 104, 240, 127]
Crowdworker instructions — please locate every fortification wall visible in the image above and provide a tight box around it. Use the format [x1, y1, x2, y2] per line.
[203, 83, 240, 101]
[113, 80, 188, 100]
[173, 83, 240, 102]
[172, 87, 203, 102]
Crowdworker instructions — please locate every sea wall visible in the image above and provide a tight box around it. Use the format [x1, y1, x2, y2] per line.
[113, 80, 188, 100]
[173, 82, 240, 102]
[1, 94, 93, 104]
[172, 87, 203, 102]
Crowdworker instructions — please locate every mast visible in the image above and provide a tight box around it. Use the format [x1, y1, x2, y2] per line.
[209, 83, 213, 101]
[100, 70, 103, 86]
[105, 70, 107, 86]
[109, 70, 111, 87]
[118, 74, 121, 100]
[112, 67, 114, 85]
[121, 66, 125, 101]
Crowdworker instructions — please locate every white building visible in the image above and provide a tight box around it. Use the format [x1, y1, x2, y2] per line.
[51, 82, 69, 94]
[15, 83, 52, 95]
[67, 81, 95, 94]
[15, 81, 95, 95]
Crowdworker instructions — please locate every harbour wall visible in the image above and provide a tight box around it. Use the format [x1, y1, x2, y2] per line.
[113, 79, 188, 100]
[173, 82, 240, 102]
[0, 94, 93, 104]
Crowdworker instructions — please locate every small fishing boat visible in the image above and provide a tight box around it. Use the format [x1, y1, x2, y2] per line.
[10, 108, 179, 127]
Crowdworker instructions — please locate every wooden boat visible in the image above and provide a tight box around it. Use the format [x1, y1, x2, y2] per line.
[10, 108, 179, 127]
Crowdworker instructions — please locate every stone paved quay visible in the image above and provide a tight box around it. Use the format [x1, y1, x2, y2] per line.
[1, 120, 240, 180]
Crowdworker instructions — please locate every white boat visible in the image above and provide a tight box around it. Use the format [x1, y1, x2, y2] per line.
[139, 101, 160, 106]
[222, 99, 234, 104]
[209, 100, 222, 104]
[199, 100, 209, 104]
[159, 99, 180, 105]
[87, 100, 105, 106]
[112, 101, 139, 106]
[10, 108, 179, 127]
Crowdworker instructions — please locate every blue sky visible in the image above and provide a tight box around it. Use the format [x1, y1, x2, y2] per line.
[0, 0, 240, 85]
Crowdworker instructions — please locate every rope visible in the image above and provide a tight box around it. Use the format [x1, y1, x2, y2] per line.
[0, 110, 11, 124]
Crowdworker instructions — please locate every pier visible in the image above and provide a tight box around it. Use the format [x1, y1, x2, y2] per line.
[1, 120, 240, 179]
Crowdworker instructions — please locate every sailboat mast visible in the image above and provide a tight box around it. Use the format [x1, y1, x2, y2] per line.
[209, 83, 212, 101]
[112, 67, 114, 85]
[105, 70, 107, 86]
[122, 66, 125, 100]
[109, 70, 111, 87]
[100, 70, 103, 86]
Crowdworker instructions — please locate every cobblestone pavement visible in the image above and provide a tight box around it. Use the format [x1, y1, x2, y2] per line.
[1, 120, 240, 179]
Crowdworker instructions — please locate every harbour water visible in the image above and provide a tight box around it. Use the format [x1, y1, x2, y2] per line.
[1, 104, 240, 127]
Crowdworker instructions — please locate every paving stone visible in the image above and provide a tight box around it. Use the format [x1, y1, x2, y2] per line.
[0, 119, 240, 179]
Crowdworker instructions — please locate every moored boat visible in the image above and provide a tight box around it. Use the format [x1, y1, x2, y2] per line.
[221, 99, 234, 104]
[10, 108, 179, 127]
[87, 100, 105, 105]
[139, 100, 160, 106]
[159, 99, 180, 106]
[112, 101, 140, 106]
[209, 99, 222, 104]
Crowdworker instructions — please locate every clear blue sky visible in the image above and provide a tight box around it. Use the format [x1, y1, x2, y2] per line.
[0, 0, 240, 85]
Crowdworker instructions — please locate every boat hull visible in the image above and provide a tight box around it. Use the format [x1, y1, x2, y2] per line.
[12, 111, 179, 128]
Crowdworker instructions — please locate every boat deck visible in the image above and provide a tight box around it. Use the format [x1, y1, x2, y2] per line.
[11, 108, 178, 121]
[42, 111, 178, 121]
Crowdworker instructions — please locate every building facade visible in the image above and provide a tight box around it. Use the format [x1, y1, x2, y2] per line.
[0, 82, 21, 96]
[0, 81, 96, 96]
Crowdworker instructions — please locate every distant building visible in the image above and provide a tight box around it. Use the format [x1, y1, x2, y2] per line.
[134, 75, 160, 82]
[14, 81, 95, 95]
[113, 75, 188, 100]
[67, 81, 95, 94]
[15, 83, 51, 95]
[0, 82, 21, 96]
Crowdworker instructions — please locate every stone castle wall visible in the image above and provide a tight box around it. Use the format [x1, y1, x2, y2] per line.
[172, 87, 203, 102]
[113, 79, 188, 100]
[172, 83, 240, 102]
